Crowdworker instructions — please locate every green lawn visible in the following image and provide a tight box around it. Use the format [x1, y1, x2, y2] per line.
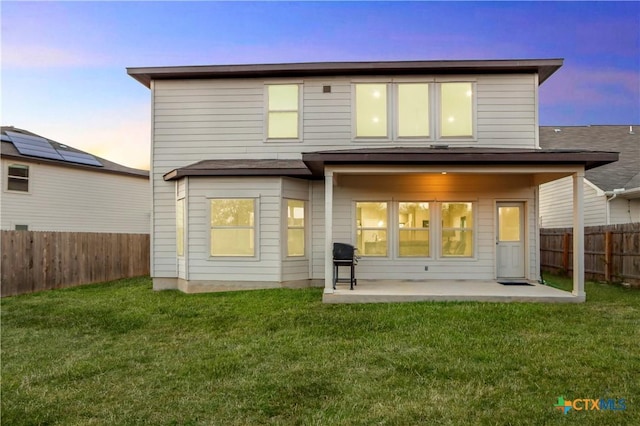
[1, 277, 638, 425]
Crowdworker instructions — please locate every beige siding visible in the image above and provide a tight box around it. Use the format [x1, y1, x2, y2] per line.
[609, 198, 640, 224]
[1, 159, 149, 233]
[539, 177, 606, 228]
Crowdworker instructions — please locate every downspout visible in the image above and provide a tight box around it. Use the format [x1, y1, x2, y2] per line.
[605, 188, 625, 225]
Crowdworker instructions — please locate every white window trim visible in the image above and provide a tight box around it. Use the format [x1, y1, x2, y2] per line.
[207, 197, 260, 260]
[283, 198, 307, 259]
[264, 82, 303, 143]
[5, 163, 30, 194]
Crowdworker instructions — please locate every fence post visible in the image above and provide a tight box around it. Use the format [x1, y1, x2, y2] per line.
[604, 231, 612, 282]
[563, 233, 570, 273]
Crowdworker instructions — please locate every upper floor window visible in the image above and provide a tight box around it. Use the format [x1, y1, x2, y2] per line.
[267, 84, 299, 139]
[210, 198, 255, 257]
[7, 164, 29, 192]
[355, 84, 388, 138]
[286, 199, 305, 257]
[398, 84, 430, 138]
[354, 82, 475, 140]
[440, 82, 474, 138]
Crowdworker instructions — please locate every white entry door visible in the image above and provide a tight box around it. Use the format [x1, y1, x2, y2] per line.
[496, 202, 525, 278]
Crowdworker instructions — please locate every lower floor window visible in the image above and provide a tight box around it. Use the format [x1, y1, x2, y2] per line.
[286, 199, 305, 257]
[356, 200, 474, 258]
[441, 202, 473, 257]
[398, 202, 430, 257]
[210, 198, 255, 256]
[176, 199, 185, 256]
[356, 202, 388, 256]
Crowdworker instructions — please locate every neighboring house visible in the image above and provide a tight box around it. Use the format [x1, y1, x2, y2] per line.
[128, 59, 617, 300]
[1, 127, 150, 233]
[539, 125, 640, 227]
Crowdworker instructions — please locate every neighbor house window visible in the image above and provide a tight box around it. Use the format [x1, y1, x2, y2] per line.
[355, 84, 388, 138]
[210, 199, 255, 256]
[356, 202, 388, 256]
[15, 225, 28, 231]
[176, 198, 185, 257]
[397, 83, 430, 138]
[398, 202, 430, 257]
[267, 84, 299, 139]
[441, 202, 473, 257]
[286, 199, 305, 257]
[440, 82, 474, 137]
[7, 164, 29, 192]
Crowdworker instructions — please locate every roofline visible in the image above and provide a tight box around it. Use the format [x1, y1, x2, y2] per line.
[127, 58, 564, 88]
[1, 152, 149, 179]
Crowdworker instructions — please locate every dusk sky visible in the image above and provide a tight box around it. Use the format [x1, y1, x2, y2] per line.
[2, 1, 639, 170]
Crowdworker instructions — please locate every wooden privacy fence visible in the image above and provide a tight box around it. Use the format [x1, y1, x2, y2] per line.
[540, 223, 640, 286]
[1, 231, 150, 297]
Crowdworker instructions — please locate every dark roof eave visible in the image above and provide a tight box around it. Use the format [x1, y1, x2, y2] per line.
[301, 150, 619, 177]
[128, 58, 563, 88]
[163, 167, 313, 181]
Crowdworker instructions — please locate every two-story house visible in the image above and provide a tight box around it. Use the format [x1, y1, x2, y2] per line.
[128, 59, 617, 302]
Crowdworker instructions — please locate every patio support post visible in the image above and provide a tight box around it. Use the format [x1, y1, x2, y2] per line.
[324, 170, 334, 294]
[572, 171, 585, 299]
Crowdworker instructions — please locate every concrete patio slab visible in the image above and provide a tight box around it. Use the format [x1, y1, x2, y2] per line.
[323, 279, 583, 303]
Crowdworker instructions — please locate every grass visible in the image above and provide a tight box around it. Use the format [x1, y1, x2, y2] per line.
[1, 276, 638, 425]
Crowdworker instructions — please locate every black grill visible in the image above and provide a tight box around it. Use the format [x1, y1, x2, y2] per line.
[333, 242, 355, 260]
[332, 243, 358, 290]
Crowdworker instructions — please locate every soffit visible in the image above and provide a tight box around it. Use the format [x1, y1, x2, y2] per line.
[128, 58, 563, 88]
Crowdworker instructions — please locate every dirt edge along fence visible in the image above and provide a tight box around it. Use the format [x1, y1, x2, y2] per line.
[1, 231, 150, 297]
[540, 223, 640, 287]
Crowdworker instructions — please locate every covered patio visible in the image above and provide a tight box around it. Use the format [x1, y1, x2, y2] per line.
[323, 279, 581, 303]
[302, 147, 619, 303]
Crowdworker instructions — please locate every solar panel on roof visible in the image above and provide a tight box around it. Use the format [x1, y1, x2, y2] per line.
[6, 131, 64, 161]
[6, 130, 103, 167]
[57, 150, 103, 167]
